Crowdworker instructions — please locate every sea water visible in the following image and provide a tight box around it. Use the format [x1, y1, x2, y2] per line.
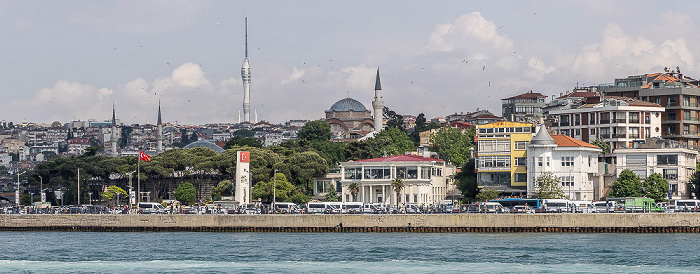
[0, 231, 698, 273]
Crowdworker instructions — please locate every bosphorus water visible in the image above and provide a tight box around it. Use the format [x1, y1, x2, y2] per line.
[1, 231, 698, 273]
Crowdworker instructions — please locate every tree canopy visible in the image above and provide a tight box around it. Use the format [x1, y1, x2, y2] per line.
[535, 172, 565, 199]
[429, 126, 475, 167]
[174, 182, 196, 205]
[297, 120, 332, 142]
[454, 159, 478, 202]
[643, 173, 669, 202]
[610, 169, 643, 197]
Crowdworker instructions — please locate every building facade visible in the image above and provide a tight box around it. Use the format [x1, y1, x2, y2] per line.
[527, 125, 601, 201]
[600, 71, 700, 148]
[613, 138, 698, 200]
[548, 96, 664, 150]
[476, 121, 534, 196]
[502, 91, 547, 123]
[339, 154, 455, 205]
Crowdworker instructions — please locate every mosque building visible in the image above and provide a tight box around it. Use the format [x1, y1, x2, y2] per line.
[324, 69, 384, 139]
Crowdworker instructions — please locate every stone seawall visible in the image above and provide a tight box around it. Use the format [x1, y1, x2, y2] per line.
[2, 214, 700, 232]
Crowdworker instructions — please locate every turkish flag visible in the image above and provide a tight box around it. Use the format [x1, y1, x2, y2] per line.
[239, 151, 250, 163]
[139, 150, 151, 162]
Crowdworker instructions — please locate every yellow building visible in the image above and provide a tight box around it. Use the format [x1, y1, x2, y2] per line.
[475, 121, 534, 196]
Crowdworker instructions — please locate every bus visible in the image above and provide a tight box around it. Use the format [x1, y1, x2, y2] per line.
[607, 197, 664, 212]
[306, 202, 340, 214]
[342, 202, 364, 214]
[542, 199, 571, 213]
[491, 198, 544, 211]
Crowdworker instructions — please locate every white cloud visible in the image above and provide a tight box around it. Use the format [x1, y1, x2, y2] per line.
[281, 67, 306, 85]
[426, 12, 514, 54]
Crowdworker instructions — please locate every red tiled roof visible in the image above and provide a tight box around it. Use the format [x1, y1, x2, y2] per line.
[551, 135, 599, 149]
[355, 154, 443, 162]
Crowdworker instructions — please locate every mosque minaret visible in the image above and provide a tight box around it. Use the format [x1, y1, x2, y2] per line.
[111, 103, 118, 156]
[156, 101, 164, 154]
[372, 68, 384, 132]
[241, 15, 251, 123]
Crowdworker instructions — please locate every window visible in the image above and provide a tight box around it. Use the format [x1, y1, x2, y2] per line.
[538, 157, 543, 167]
[655, 97, 661, 105]
[478, 139, 511, 152]
[626, 155, 646, 165]
[560, 176, 574, 187]
[631, 169, 647, 179]
[515, 173, 527, 182]
[668, 111, 676, 121]
[575, 129, 581, 136]
[590, 128, 596, 136]
[364, 166, 391, 179]
[421, 167, 431, 179]
[663, 169, 678, 180]
[514, 141, 528, 150]
[515, 157, 527, 166]
[546, 157, 551, 167]
[345, 167, 362, 179]
[397, 166, 418, 179]
[431, 167, 442, 177]
[478, 156, 511, 169]
[561, 156, 574, 167]
[657, 155, 678, 165]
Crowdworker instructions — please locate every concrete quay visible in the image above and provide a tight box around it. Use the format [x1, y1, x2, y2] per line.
[2, 213, 700, 233]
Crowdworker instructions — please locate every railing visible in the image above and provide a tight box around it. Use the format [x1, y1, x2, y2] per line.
[614, 119, 627, 123]
[600, 134, 611, 138]
[684, 117, 700, 122]
[574, 121, 581, 126]
[668, 102, 679, 107]
[612, 133, 626, 138]
[628, 134, 640, 138]
[684, 131, 699, 136]
[559, 121, 570, 126]
[629, 119, 640, 123]
[683, 102, 699, 107]
[600, 119, 610, 124]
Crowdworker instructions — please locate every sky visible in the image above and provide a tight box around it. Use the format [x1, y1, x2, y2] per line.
[1, 0, 700, 126]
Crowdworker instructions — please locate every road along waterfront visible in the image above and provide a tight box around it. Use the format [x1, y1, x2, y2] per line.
[1, 231, 699, 273]
[2, 213, 700, 232]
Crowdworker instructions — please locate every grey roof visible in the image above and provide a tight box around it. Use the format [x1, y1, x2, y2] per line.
[183, 140, 225, 153]
[375, 68, 381, 90]
[530, 124, 555, 145]
[327, 98, 368, 112]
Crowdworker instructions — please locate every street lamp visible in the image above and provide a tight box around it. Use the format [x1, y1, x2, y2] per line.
[16, 171, 26, 206]
[38, 175, 44, 203]
[273, 169, 278, 212]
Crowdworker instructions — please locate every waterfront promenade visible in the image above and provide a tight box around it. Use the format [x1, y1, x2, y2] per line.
[2, 213, 700, 232]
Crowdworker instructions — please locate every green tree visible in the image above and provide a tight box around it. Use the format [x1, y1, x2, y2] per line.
[643, 173, 669, 202]
[454, 159, 478, 202]
[20, 194, 32, 206]
[311, 140, 346, 166]
[233, 128, 255, 138]
[475, 188, 500, 202]
[323, 187, 340, 202]
[252, 173, 296, 203]
[367, 127, 416, 157]
[285, 151, 329, 194]
[224, 135, 262, 149]
[348, 182, 360, 202]
[174, 182, 196, 205]
[610, 169, 643, 197]
[51, 121, 62, 127]
[690, 162, 700, 199]
[344, 141, 373, 161]
[211, 180, 233, 201]
[391, 177, 404, 206]
[101, 186, 127, 205]
[429, 126, 475, 167]
[535, 172, 565, 199]
[289, 192, 311, 205]
[297, 120, 332, 142]
[383, 106, 405, 131]
[590, 139, 611, 154]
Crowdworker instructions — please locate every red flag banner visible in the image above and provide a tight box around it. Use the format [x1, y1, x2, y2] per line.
[139, 150, 151, 162]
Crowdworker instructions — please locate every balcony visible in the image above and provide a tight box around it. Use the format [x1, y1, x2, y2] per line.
[628, 134, 640, 138]
[612, 133, 627, 138]
[600, 119, 610, 124]
[600, 134, 611, 138]
[683, 117, 700, 122]
[683, 102, 699, 108]
[629, 119, 640, 124]
[559, 121, 570, 126]
[614, 119, 627, 123]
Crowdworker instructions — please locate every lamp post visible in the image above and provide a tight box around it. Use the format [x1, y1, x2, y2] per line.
[88, 192, 93, 205]
[38, 175, 44, 203]
[16, 171, 26, 206]
[273, 169, 278, 212]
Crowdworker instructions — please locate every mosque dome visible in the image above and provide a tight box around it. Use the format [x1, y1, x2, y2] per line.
[183, 140, 225, 153]
[328, 98, 368, 112]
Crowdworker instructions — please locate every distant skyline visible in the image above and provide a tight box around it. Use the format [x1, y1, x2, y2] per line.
[2, 1, 700, 125]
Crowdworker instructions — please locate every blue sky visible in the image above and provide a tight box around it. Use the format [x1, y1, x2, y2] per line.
[1, 1, 699, 125]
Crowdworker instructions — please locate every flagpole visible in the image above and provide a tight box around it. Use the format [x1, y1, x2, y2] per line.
[137, 155, 140, 204]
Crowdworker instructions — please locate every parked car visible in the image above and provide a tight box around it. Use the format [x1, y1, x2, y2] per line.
[138, 202, 166, 214]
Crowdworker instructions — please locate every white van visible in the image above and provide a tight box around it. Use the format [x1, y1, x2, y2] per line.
[479, 202, 508, 213]
[363, 203, 382, 214]
[674, 199, 700, 212]
[138, 202, 166, 214]
[543, 199, 571, 213]
[324, 202, 343, 214]
[592, 201, 613, 213]
[274, 202, 301, 214]
[570, 201, 594, 213]
[342, 202, 364, 214]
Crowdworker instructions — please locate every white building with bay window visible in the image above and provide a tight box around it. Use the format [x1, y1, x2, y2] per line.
[339, 154, 456, 205]
[613, 138, 698, 199]
[528, 125, 602, 201]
